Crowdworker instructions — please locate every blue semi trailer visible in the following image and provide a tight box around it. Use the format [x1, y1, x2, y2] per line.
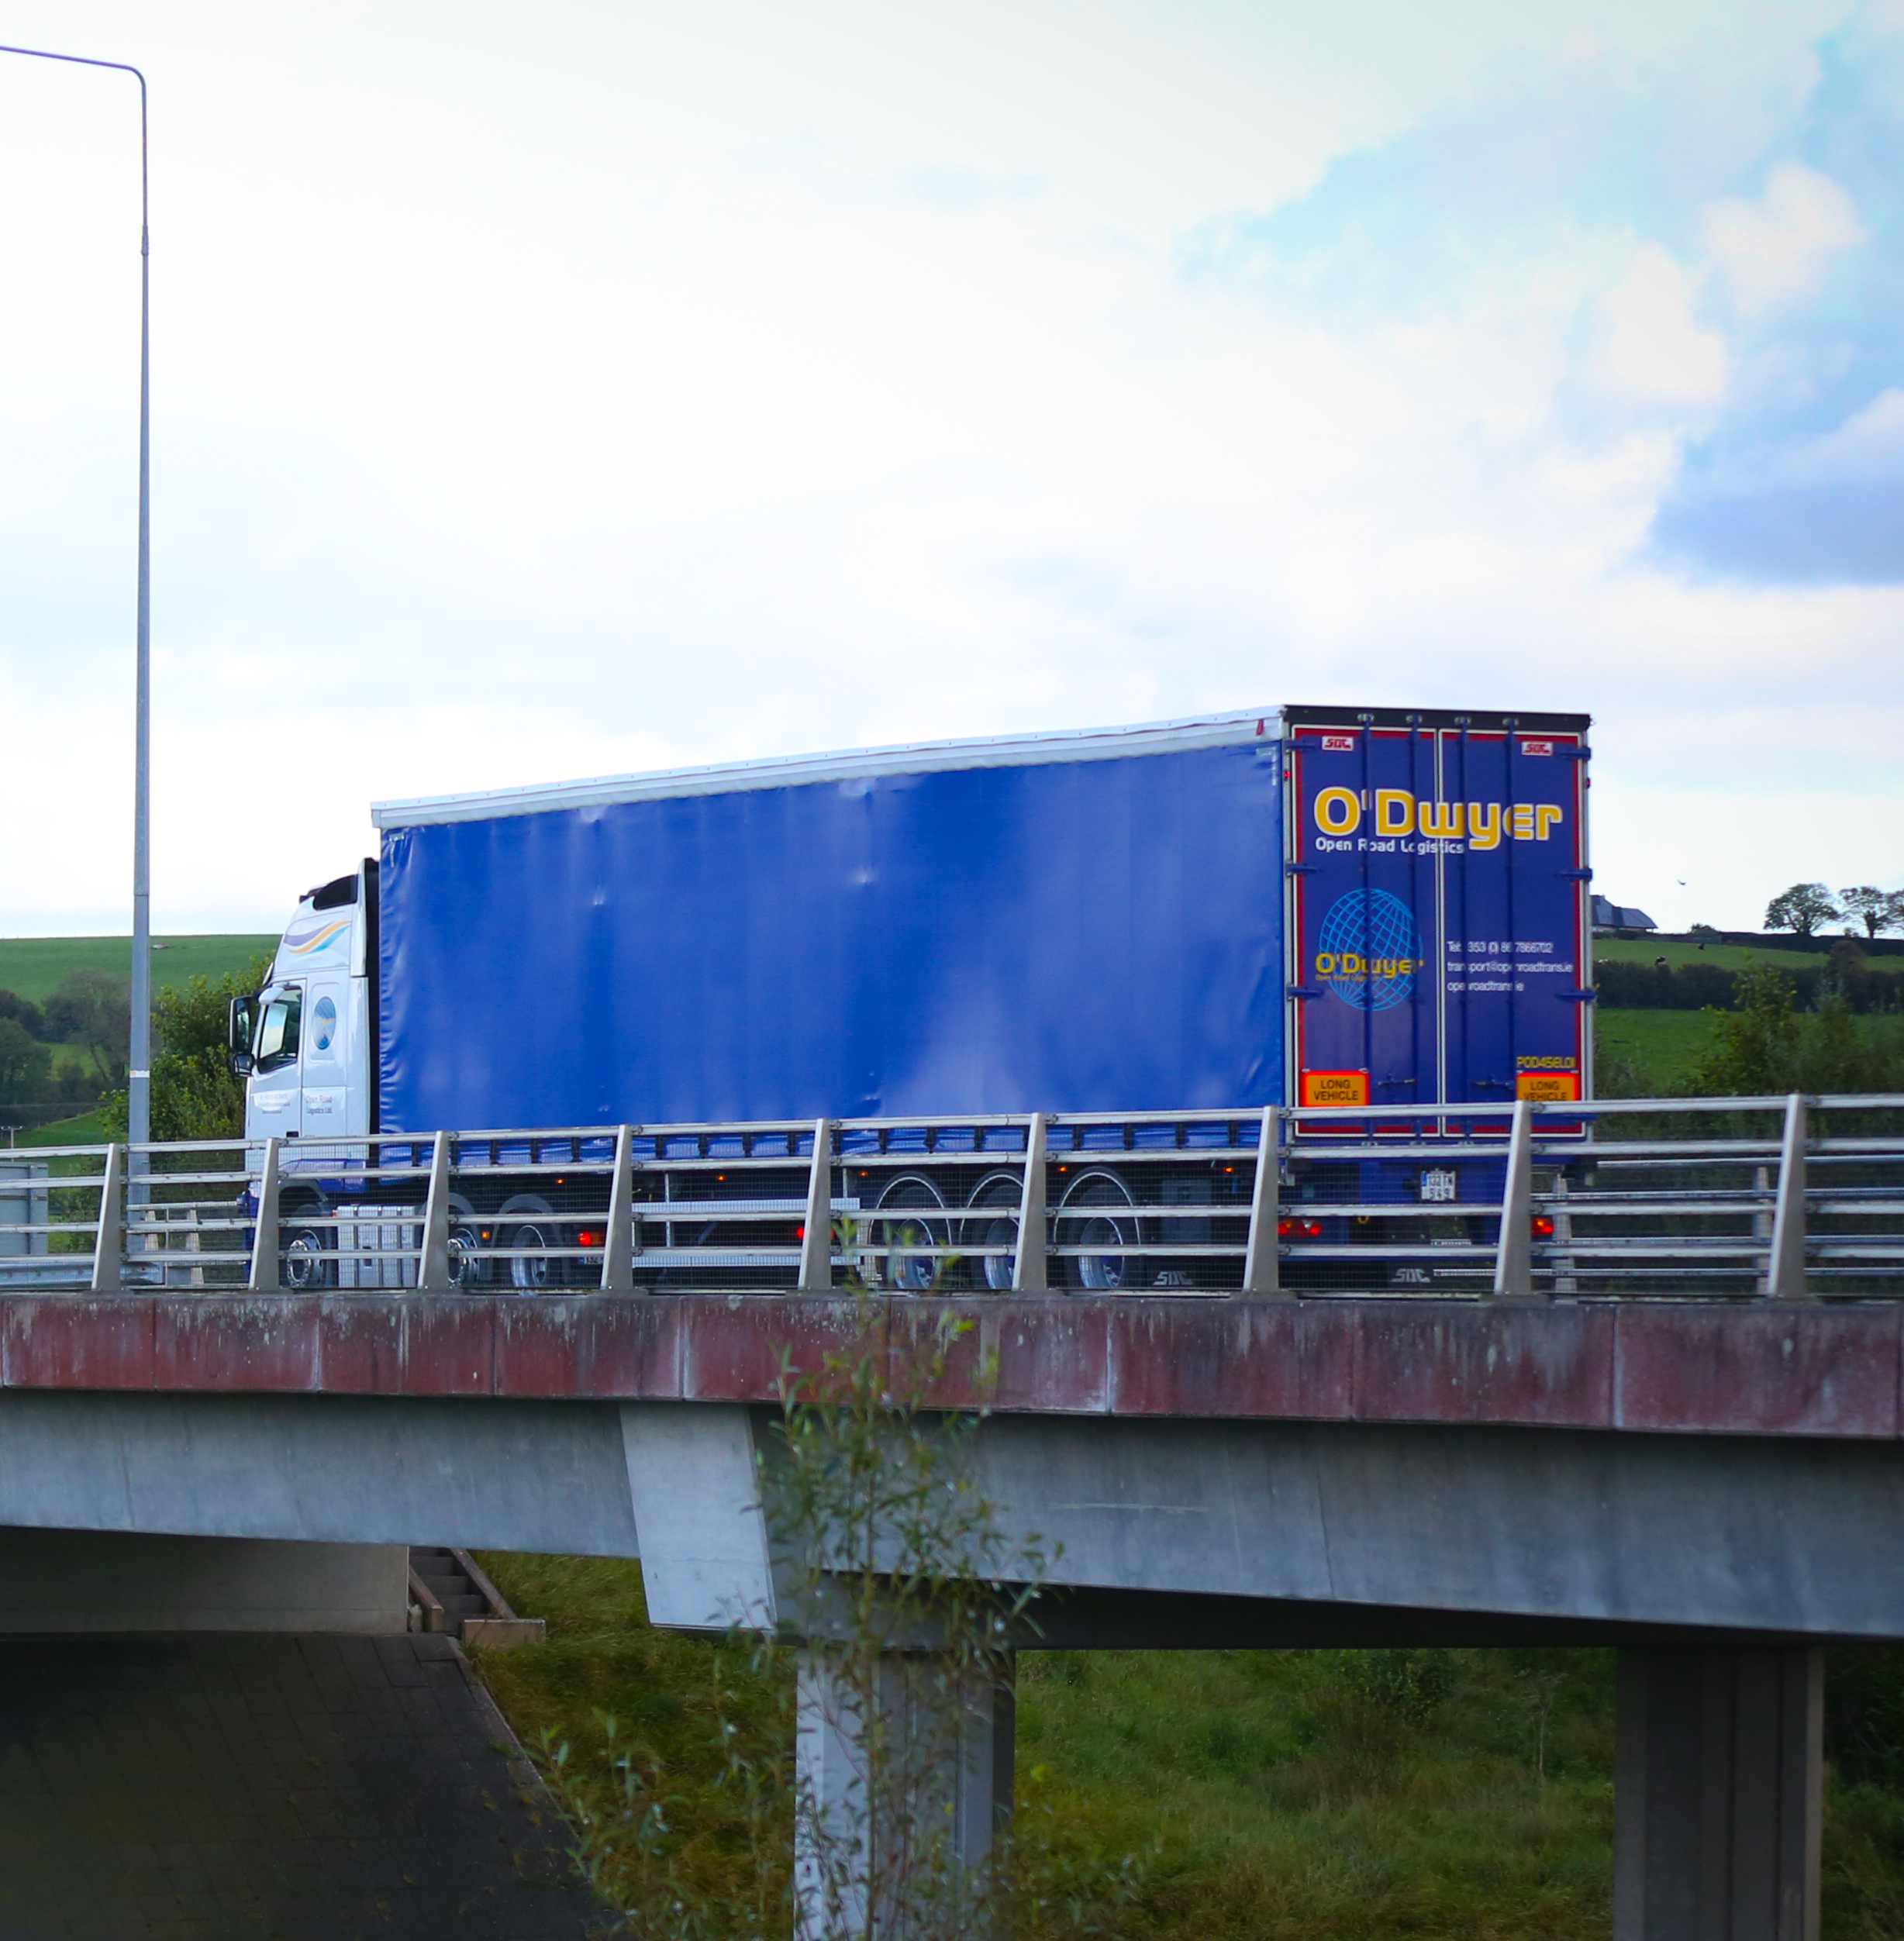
[233, 705, 1592, 1290]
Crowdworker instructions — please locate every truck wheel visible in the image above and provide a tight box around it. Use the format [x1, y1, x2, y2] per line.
[447, 1191, 486, 1291]
[282, 1221, 336, 1291]
[497, 1194, 559, 1293]
[963, 1173, 1023, 1291]
[1057, 1172, 1138, 1291]
[447, 1229, 486, 1289]
[875, 1176, 946, 1293]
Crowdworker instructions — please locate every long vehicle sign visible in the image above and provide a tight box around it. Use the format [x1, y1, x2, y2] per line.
[1283, 714, 1590, 1114]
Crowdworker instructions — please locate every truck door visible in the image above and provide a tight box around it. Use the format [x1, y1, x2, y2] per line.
[1440, 726, 1588, 1108]
[249, 981, 305, 1141]
[1286, 725, 1439, 1110]
[300, 977, 347, 1143]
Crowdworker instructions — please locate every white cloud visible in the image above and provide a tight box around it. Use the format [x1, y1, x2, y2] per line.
[0, 0, 1893, 943]
[1701, 161, 1866, 312]
[1587, 243, 1730, 407]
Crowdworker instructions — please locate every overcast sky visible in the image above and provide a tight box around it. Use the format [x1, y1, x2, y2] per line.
[0, 0, 1899, 938]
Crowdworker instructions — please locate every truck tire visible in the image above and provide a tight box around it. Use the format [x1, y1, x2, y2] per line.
[1057, 1171, 1139, 1291]
[281, 1219, 336, 1291]
[497, 1194, 561, 1293]
[874, 1175, 946, 1293]
[963, 1173, 1023, 1291]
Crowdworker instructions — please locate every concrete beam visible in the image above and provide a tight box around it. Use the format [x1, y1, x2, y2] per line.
[965, 1413, 1904, 1639]
[1, 1393, 1903, 1640]
[0, 1389, 640, 1556]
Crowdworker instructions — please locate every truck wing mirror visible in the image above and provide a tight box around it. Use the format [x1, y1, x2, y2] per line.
[228, 994, 257, 1078]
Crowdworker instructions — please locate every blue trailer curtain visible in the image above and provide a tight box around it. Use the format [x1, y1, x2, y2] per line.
[378, 742, 1285, 1131]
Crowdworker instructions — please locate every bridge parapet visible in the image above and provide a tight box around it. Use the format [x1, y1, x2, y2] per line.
[5, 1092, 1902, 1302]
[0, 1290, 1895, 1442]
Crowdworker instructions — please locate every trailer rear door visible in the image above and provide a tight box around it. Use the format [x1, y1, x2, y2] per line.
[1283, 715, 1590, 1115]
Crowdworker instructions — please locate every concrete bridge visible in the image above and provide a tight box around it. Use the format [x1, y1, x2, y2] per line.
[0, 1288, 1901, 1938]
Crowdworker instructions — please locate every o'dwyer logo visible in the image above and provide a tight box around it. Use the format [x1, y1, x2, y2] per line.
[1316, 889, 1421, 1012]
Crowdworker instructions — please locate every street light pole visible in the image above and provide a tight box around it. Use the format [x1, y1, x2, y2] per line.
[0, 43, 152, 1153]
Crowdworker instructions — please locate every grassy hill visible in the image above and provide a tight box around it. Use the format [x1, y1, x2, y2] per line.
[0, 934, 278, 1005]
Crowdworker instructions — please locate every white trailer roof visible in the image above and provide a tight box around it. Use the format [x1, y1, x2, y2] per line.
[372, 708, 1287, 829]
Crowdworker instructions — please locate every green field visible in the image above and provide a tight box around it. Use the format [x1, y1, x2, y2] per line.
[12, 1110, 109, 1148]
[1593, 936, 1859, 972]
[0, 934, 278, 1004]
[1594, 1008, 1718, 1084]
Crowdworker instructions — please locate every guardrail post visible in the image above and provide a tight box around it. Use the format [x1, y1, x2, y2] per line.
[1012, 1113, 1048, 1294]
[1240, 1105, 1285, 1297]
[1492, 1099, 1534, 1298]
[1550, 1172, 1577, 1297]
[1753, 1164, 1773, 1293]
[797, 1119, 834, 1293]
[1767, 1094, 1809, 1300]
[417, 1132, 452, 1291]
[90, 1143, 124, 1294]
[601, 1124, 637, 1292]
[248, 1137, 283, 1292]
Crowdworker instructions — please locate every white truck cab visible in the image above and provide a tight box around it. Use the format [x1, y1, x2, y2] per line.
[232, 861, 377, 1146]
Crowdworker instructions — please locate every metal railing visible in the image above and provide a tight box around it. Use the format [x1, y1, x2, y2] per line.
[1, 1094, 1899, 1299]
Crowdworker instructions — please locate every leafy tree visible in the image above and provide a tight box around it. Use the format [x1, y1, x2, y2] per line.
[1840, 887, 1901, 939]
[43, 970, 129, 1083]
[0, 989, 48, 1040]
[1764, 882, 1842, 939]
[99, 954, 273, 1143]
[0, 1017, 52, 1102]
[1688, 960, 1802, 1095]
[534, 1294, 1101, 1941]
[1685, 957, 1904, 1097]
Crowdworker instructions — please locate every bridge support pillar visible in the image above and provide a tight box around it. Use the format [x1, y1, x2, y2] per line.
[1616, 1644, 1822, 1941]
[795, 1646, 1014, 1939]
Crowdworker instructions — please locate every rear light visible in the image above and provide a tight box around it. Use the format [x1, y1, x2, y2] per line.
[795, 1225, 805, 1242]
[1277, 1217, 1323, 1239]
[576, 1229, 604, 1248]
[1531, 1215, 1556, 1239]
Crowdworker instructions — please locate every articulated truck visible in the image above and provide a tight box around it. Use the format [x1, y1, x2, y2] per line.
[231, 705, 1592, 1291]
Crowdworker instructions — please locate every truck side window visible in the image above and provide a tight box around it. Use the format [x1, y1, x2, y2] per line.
[254, 986, 302, 1074]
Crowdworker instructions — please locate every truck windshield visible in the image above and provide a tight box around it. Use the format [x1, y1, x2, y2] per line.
[253, 986, 302, 1074]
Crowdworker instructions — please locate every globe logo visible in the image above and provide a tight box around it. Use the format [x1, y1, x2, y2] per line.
[1316, 889, 1420, 1012]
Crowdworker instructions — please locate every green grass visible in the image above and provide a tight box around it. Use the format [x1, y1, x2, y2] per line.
[0, 934, 278, 1003]
[13, 1110, 108, 1149]
[1594, 937, 1841, 972]
[1594, 1008, 1719, 1085]
[470, 1555, 1904, 1940]
[1012, 1646, 1615, 1940]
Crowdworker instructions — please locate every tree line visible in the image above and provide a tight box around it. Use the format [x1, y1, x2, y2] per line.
[0, 957, 268, 1134]
[1766, 882, 1904, 939]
